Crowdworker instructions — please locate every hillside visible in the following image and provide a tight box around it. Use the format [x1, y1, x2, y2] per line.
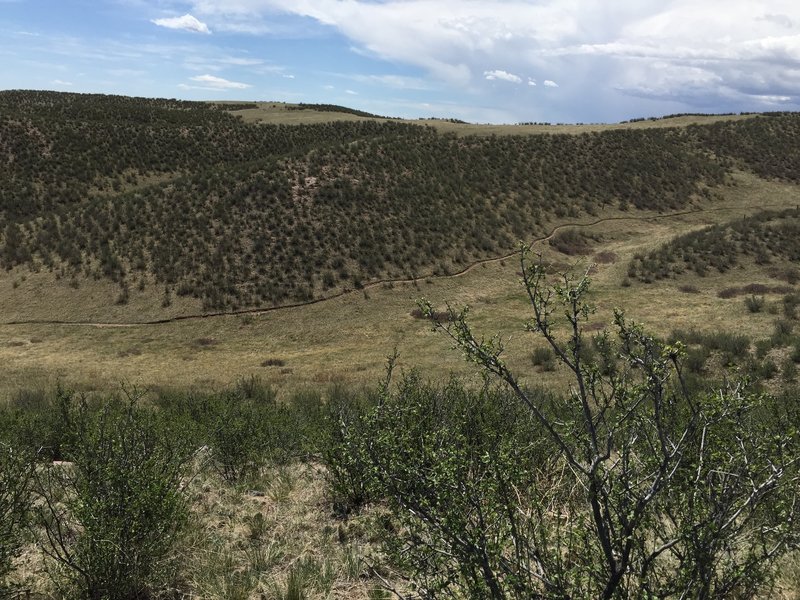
[3, 92, 800, 598]
[4, 91, 800, 317]
[628, 208, 800, 283]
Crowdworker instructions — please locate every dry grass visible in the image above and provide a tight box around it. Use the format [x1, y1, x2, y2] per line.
[0, 171, 797, 399]
[229, 103, 384, 127]
[178, 462, 389, 599]
[225, 102, 757, 136]
[8, 462, 394, 599]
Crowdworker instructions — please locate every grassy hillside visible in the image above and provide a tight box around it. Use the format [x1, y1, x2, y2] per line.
[6, 91, 800, 316]
[232, 100, 757, 133]
[1, 90, 800, 391]
[0, 172, 796, 399]
[628, 207, 800, 283]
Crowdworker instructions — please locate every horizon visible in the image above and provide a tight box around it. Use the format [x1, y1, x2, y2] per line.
[0, 88, 779, 126]
[2, 1, 800, 124]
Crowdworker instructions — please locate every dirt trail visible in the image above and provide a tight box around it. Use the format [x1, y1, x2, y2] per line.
[2, 202, 791, 328]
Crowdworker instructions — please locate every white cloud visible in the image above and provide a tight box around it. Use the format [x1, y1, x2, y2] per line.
[152, 14, 211, 34]
[543, 80, 558, 88]
[186, 0, 800, 118]
[52, 79, 73, 86]
[217, 57, 263, 66]
[188, 74, 251, 89]
[484, 69, 522, 83]
[528, 78, 537, 86]
[336, 73, 433, 90]
[345, 89, 358, 95]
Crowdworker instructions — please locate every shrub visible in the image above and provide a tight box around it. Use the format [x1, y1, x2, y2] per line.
[782, 358, 797, 383]
[202, 394, 274, 483]
[670, 329, 750, 361]
[410, 307, 451, 322]
[261, 357, 287, 367]
[321, 384, 381, 516]
[755, 339, 773, 360]
[791, 342, 800, 364]
[771, 319, 795, 347]
[531, 346, 556, 371]
[0, 442, 34, 592]
[784, 293, 800, 320]
[34, 393, 192, 599]
[755, 357, 779, 380]
[402, 247, 800, 598]
[685, 346, 709, 373]
[744, 294, 765, 313]
[549, 228, 593, 255]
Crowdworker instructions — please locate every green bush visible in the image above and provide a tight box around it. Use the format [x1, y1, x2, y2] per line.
[0, 442, 34, 594]
[771, 319, 795, 347]
[531, 346, 556, 371]
[791, 342, 800, 364]
[784, 293, 800, 319]
[394, 248, 800, 598]
[155, 381, 323, 485]
[670, 329, 751, 359]
[744, 294, 765, 313]
[783, 358, 798, 383]
[34, 393, 192, 599]
[1, 386, 75, 461]
[685, 346, 710, 374]
[321, 385, 381, 516]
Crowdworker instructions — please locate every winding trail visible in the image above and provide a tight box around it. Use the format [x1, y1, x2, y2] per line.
[2, 201, 792, 328]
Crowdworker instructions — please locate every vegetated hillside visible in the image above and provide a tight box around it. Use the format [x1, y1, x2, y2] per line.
[287, 102, 391, 119]
[0, 90, 379, 219]
[1, 90, 799, 312]
[689, 113, 800, 182]
[628, 208, 800, 283]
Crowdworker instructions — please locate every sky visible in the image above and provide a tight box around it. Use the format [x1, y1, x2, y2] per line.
[2, 0, 800, 124]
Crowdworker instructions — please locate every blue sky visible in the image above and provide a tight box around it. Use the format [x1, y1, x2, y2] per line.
[2, 0, 800, 123]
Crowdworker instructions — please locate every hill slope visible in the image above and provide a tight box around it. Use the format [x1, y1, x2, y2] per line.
[2, 91, 800, 314]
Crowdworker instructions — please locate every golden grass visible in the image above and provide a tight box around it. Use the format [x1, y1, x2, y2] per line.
[415, 113, 757, 136]
[225, 101, 757, 135]
[230, 103, 385, 126]
[178, 462, 390, 599]
[9, 461, 393, 599]
[0, 171, 797, 399]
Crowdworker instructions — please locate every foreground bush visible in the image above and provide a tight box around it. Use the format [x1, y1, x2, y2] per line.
[0, 443, 33, 596]
[327, 248, 800, 598]
[155, 378, 325, 484]
[34, 393, 192, 599]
